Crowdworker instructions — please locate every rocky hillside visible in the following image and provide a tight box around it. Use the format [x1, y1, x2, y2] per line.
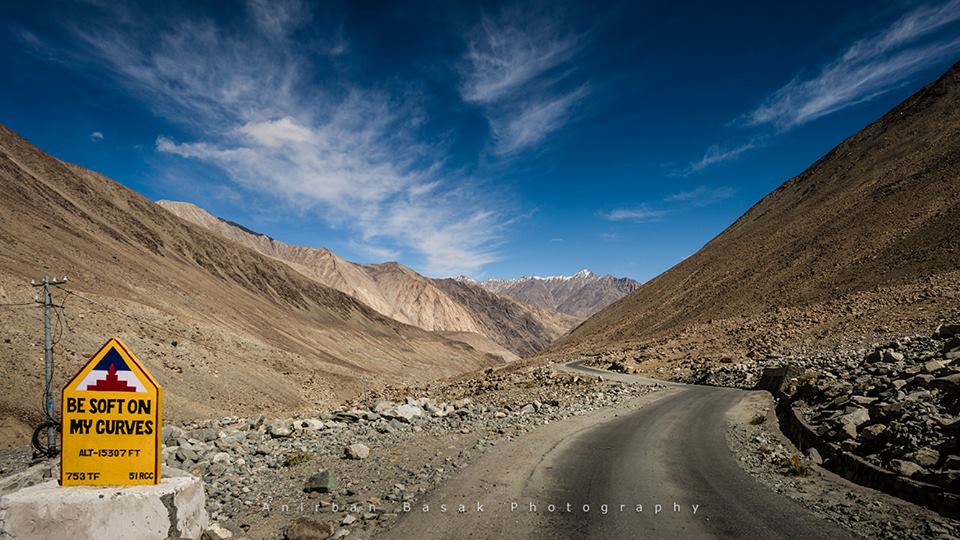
[547, 61, 960, 374]
[0, 124, 503, 432]
[478, 269, 640, 318]
[157, 201, 578, 357]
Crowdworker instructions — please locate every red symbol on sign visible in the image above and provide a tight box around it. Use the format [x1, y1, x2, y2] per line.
[87, 363, 137, 392]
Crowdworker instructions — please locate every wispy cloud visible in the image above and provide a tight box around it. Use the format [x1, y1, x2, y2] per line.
[493, 85, 589, 154]
[600, 206, 667, 223]
[602, 185, 734, 223]
[460, 8, 588, 154]
[246, 0, 311, 41]
[745, 0, 960, 129]
[89, 131, 104, 141]
[686, 1, 960, 174]
[682, 141, 758, 175]
[600, 232, 620, 241]
[348, 241, 400, 262]
[664, 186, 735, 206]
[35, 0, 506, 276]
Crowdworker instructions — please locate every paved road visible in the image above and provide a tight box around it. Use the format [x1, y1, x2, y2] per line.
[381, 361, 856, 540]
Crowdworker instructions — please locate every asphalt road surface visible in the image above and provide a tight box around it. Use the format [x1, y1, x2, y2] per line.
[380, 361, 856, 540]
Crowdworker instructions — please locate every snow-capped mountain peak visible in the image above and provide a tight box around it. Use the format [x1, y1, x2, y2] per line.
[478, 270, 640, 318]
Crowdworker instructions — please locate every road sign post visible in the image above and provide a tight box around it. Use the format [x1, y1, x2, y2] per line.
[60, 338, 162, 486]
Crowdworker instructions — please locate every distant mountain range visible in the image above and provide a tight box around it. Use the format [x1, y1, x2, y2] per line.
[157, 201, 581, 357]
[473, 270, 641, 318]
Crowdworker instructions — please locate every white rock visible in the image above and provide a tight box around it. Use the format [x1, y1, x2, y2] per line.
[390, 404, 423, 423]
[295, 418, 324, 431]
[203, 523, 234, 540]
[344, 444, 370, 460]
[372, 400, 396, 414]
[267, 420, 293, 438]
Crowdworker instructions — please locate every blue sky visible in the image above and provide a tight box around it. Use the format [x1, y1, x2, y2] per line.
[2, 1, 959, 280]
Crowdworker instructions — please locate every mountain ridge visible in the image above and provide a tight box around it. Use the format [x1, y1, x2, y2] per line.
[157, 200, 581, 356]
[478, 270, 640, 318]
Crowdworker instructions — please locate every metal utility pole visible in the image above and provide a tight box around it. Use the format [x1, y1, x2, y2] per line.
[32, 276, 67, 457]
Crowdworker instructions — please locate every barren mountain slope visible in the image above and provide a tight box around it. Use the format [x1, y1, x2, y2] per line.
[482, 270, 640, 317]
[351, 262, 484, 333]
[0, 124, 502, 432]
[158, 200, 578, 356]
[155, 200, 395, 317]
[547, 61, 960, 369]
[432, 278, 581, 357]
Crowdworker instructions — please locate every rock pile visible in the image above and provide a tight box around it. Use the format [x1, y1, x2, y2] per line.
[783, 324, 960, 491]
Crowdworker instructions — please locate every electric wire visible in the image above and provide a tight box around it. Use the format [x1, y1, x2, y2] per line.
[53, 285, 203, 347]
[29, 286, 209, 457]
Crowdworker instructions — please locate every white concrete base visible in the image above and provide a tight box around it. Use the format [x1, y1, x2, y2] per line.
[0, 476, 209, 540]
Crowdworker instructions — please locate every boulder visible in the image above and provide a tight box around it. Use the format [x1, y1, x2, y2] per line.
[934, 324, 960, 339]
[883, 350, 905, 363]
[344, 444, 370, 460]
[372, 400, 396, 414]
[285, 517, 335, 540]
[838, 408, 870, 431]
[860, 424, 887, 441]
[177, 447, 201, 463]
[189, 427, 220, 443]
[388, 404, 422, 423]
[929, 373, 960, 393]
[303, 470, 337, 494]
[162, 425, 186, 445]
[905, 447, 940, 468]
[922, 360, 947, 374]
[268, 420, 293, 438]
[333, 411, 361, 423]
[295, 419, 324, 431]
[203, 523, 234, 540]
[889, 459, 924, 477]
[867, 349, 904, 363]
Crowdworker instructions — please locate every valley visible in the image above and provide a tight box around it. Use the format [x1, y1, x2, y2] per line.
[0, 5, 959, 538]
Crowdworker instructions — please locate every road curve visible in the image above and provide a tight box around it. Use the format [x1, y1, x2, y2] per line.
[380, 361, 856, 540]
